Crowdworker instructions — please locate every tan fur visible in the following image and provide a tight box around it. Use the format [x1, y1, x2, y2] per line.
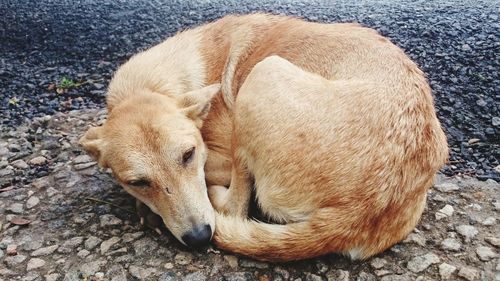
[79, 14, 448, 260]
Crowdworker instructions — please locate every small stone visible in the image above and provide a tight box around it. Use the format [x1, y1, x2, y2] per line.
[7, 203, 24, 214]
[29, 156, 47, 166]
[46, 187, 59, 197]
[485, 236, 500, 248]
[6, 244, 17, 255]
[100, 236, 120, 254]
[356, 271, 376, 281]
[73, 212, 94, 224]
[128, 265, 156, 279]
[435, 183, 460, 193]
[73, 155, 94, 164]
[476, 246, 498, 261]
[31, 245, 58, 256]
[441, 238, 462, 251]
[26, 196, 40, 209]
[456, 225, 479, 242]
[239, 259, 269, 269]
[468, 138, 481, 144]
[159, 272, 176, 281]
[80, 260, 104, 277]
[458, 266, 478, 281]
[122, 231, 143, 243]
[435, 205, 454, 220]
[84, 236, 102, 250]
[370, 258, 387, 269]
[224, 255, 239, 268]
[380, 274, 412, 281]
[100, 214, 122, 227]
[223, 272, 254, 281]
[462, 44, 471, 51]
[44, 273, 60, 281]
[77, 249, 90, 258]
[306, 273, 323, 281]
[407, 253, 440, 273]
[375, 270, 391, 277]
[133, 237, 158, 255]
[164, 262, 174, 269]
[11, 159, 29, 169]
[26, 258, 46, 270]
[403, 233, 426, 246]
[175, 251, 194, 265]
[481, 217, 496, 226]
[439, 263, 457, 280]
[61, 236, 84, 249]
[182, 271, 206, 281]
[4, 254, 27, 267]
[275, 267, 291, 280]
[106, 264, 127, 281]
[492, 117, 500, 127]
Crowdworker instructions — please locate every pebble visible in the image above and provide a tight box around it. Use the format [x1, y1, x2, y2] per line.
[80, 260, 104, 277]
[435, 183, 460, 192]
[11, 159, 29, 169]
[182, 271, 207, 281]
[403, 233, 426, 246]
[44, 274, 60, 281]
[128, 265, 157, 279]
[61, 236, 84, 249]
[4, 254, 27, 267]
[224, 255, 239, 268]
[106, 264, 128, 281]
[475, 246, 498, 261]
[174, 251, 194, 265]
[492, 117, 500, 127]
[100, 236, 121, 254]
[84, 236, 102, 250]
[456, 225, 479, 242]
[305, 273, 323, 281]
[239, 259, 269, 269]
[100, 214, 123, 227]
[435, 204, 454, 220]
[438, 263, 457, 280]
[481, 216, 496, 226]
[7, 203, 24, 214]
[370, 258, 387, 269]
[46, 187, 59, 197]
[26, 196, 40, 209]
[26, 258, 45, 270]
[31, 245, 58, 256]
[77, 249, 90, 258]
[122, 231, 144, 243]
[485, 236, 500, 248]
[356, 271, 376, 281]
[441, 238, 462, 251]
[6, 244, 17, 255]
[407, 253, 440, 273]
[458, 266, 478, 281]
[29, 156, 48, 165]
[133, 237, 158, 255]
[326, 270, 349, 281]
[380, 274, 412, 281]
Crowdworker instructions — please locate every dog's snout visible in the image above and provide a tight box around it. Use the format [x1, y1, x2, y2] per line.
[181, 224, 212, 248]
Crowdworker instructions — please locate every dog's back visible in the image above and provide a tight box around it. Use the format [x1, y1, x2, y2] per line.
[213, 52, 448, 260]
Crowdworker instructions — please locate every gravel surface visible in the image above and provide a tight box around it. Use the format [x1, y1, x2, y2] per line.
[0, 0, 499, 280]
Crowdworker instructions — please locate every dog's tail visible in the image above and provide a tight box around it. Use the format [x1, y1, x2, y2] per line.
[213, 207, 387, 262]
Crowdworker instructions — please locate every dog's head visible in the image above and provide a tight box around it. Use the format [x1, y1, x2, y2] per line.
[79, 84, 220, 247]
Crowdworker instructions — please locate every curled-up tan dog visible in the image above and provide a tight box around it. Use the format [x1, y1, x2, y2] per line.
[80, 14, 448, 261]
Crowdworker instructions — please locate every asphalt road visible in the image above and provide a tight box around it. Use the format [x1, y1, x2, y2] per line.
[1, 0, 499, 178]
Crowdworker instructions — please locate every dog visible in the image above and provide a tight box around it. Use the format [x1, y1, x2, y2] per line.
[80, 14, 448, 261]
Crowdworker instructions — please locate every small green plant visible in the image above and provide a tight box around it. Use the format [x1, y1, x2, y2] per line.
[56, 77, 76, 94]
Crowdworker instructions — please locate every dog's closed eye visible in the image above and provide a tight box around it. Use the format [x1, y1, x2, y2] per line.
[127, 179, 150, 188]
[182, 147, 195, 165]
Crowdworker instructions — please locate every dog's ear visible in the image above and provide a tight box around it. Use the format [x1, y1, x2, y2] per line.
[179, 84, 220, 127]
[79, 126, 108, 168]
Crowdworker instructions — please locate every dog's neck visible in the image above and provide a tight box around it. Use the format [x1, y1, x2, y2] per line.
[106, 27, 210, 111]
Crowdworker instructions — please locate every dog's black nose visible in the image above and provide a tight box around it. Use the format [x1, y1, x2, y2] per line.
[181, 224, 212, 248]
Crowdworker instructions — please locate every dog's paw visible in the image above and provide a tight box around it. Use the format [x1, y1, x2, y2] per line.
[136, 200, 164, 235]
[208, 185, 229, 212]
